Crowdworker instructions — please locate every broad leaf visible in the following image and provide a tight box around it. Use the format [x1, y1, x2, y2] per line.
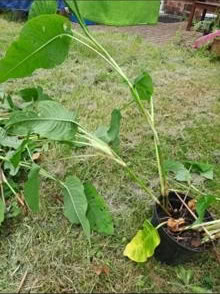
[123, 220, 160, 262]
[29, 0, 57, 19]
[133, 72, 153, 101]
[194, 195, 217, 224]
[0, 127, 21, 149]
[19, 86, 51, 102]
[62, 176, 90, 243]
[84, 182, 114, 235]
[184, 161, 213, 180]
[24, 164, 41, 213]
[0, 199, 5, 225]
[94, 109, 122, 147]
[164, 160, 191, 182]
[9, 137, 29, 168]
[0, 15, 72, 83]
[7, 101, 78, 141]
[4, 151, 20, 176]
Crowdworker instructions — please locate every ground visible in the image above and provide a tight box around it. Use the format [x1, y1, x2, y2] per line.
[0, 16, 220, 293]
[89, 21, 201, 45]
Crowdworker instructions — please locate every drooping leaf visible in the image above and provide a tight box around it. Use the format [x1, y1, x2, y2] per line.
[4, 151, 20, 176]
[29, 0, 57, 19]
[19, 86, 51, 102]
[0, 127, 21, 149]
[9, 137, 29, 168]
[0, 15, 72, 83]
[133, 72, 153, 101]
[164, 160, 191, 182]
[123, 220, 160, 262]
[7, 101, 78, 141]
[94, 109, 122, 148]
[0, 199, 5, 225]
[24, 164, 41, 213]
[200, 169, 213, 180]
[62, 176, 90, 243]
[184, 161, 213, 180]
[84, 182, 114, 235]
[194, 195, 217, 225]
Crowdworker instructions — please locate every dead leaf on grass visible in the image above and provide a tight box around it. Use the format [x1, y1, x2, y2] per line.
[16, 193, 28, 215]
[167, 218, 185, 232]
[93, 264, 110, 276]
[188, 199, 196, 211]
[32, 152, 41, 162]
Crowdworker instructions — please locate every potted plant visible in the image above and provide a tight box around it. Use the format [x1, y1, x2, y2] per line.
[0, 0, 219, 265]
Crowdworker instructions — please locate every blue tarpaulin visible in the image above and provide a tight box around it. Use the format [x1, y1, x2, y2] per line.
[0, 0, 95, 24]
[0, 0, 66, 11]
[0, 0, 33, 11]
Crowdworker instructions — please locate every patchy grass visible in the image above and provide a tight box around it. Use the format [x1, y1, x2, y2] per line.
[0, 17, 220, 293]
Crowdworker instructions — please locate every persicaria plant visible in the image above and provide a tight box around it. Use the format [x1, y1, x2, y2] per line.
[0, 0, 219, 264]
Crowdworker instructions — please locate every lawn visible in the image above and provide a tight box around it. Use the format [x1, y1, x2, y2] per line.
[0, 16, 220, 293]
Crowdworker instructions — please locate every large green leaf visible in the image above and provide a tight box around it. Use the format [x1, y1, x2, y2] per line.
[133, 72, 153, 101]
[0, 15, 72, 83]
[29, 0, 57, 19]
[6, 101, 78, 141]
[94, 109, 122, 148]
[164, 160, 191, 182]
[123, 220, 160, 262]
[24, 164, 41, 213]
[84, 182, 114, 235]
[184, 161, 213, 180]
[62, 176, 90, 243]
[0, 199, 5, 225]
[19, 86, 51, 102]
[194, 195, 217, 225]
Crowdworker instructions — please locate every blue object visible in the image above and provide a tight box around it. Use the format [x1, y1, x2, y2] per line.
[58, 0, 96, 25]
[0, 0, 96, 25]
[69, 14, 96, 26]
[0, 0, 33, 11]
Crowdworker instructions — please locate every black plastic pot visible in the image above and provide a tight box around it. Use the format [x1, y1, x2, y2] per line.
[151, 192, 213, 265]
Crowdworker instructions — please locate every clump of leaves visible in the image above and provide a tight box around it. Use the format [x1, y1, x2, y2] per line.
[0, 88, 117, 244]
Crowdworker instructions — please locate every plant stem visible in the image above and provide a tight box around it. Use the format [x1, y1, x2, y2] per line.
[150, 98, 167, 198]
[125, 166, 171, 216]
[156, 221, 168, 229]
[186, 219, 220, 231]
[66, 12, 168, 201]
[119, 99, 135, 112]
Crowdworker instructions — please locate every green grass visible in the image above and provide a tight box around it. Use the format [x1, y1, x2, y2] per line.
[0, 17, 220, 293]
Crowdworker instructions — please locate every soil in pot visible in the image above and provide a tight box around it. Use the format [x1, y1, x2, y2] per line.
[151, 191, 214, 265]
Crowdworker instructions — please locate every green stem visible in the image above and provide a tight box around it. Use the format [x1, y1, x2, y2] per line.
[186, 219, 220, 231]
[66, 5, 168, 204]
[119, 99, 135, 112]
[2, 173, 17, 197]
[150, 98, 167, 198]
[125, 166, 171, 216]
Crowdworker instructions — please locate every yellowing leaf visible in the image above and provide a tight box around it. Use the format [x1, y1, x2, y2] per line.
[123, 220, 160, 263]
